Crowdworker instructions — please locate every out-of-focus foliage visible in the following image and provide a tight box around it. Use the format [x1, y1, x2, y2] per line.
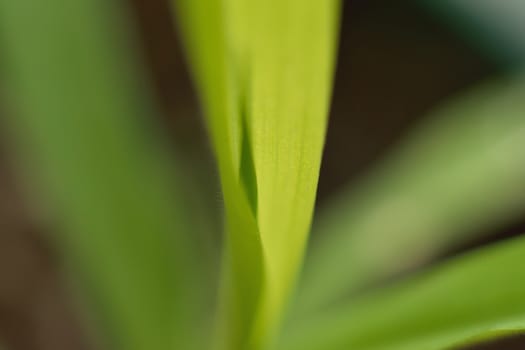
[0, 0, 202, 349]
[295, 76, 525, 315]
[2, 1, 525, 350]
[420, 0, 525, 67]
[279, 234, 525, 350]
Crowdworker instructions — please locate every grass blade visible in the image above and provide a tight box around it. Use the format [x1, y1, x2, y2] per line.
[172, 2, 264, 349]
[173, 1, 340, 348]
[246, 1, 340, 347]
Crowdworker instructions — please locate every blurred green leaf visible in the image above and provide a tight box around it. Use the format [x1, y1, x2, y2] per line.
[280, 233, 525, 350]
[173, 1, 340, 349]
[419, 0, 525, 67]
[295, 76, 525, 315]
[0, 1, 200, 349]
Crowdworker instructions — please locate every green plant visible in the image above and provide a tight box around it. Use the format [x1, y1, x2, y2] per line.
[1, 1, 525, 350]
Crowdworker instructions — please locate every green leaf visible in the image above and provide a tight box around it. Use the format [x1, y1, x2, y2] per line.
[296, 76, 525, 315]
[279, 234, 525, 350]
[0, 1, 199, 349]
[172, 2, 264, 349]
[246, 1, 340, 347]
[173, 1, 340, 348]
[418, 0, 525, 67]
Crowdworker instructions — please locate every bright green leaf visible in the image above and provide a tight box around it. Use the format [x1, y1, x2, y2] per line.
[172, 2, 264, 349]
[246, 1, 340, 348]
[173, 1, 340, 349]
[279, 234, 525, 350]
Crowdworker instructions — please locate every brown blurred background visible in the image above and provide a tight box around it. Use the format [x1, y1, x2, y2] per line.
[0, 0, 523, 349]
